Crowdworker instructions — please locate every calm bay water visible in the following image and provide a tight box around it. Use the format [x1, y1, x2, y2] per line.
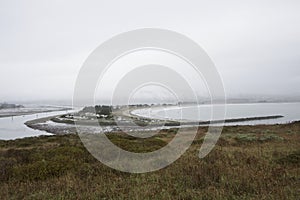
[0, 110, 71, 140]
[132, 102, 300, 125]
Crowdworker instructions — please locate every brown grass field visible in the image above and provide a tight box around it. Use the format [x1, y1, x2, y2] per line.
[0, 122, 299, 199]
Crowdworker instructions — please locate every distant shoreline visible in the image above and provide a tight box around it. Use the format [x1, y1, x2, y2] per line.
[0, 107, 71, 118]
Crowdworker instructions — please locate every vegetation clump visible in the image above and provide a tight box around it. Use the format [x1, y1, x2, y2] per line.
[79, 105, 112, 117]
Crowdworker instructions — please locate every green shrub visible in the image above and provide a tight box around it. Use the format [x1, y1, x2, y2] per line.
[235, 134, 257, 142]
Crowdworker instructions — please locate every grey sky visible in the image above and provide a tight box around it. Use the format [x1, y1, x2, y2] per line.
[0, 0, 299, 103]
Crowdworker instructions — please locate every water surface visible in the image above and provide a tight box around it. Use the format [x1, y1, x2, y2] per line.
[0, 110, 71, 140]
[132, 102, 300, 125]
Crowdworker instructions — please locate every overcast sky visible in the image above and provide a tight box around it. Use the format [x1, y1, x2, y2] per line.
[0, 0, 299, 103]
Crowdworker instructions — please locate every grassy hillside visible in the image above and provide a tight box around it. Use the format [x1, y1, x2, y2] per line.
[0, 123, 299, 199]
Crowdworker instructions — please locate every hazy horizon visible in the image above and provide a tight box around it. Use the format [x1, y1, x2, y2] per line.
[1, 1, 300, 103]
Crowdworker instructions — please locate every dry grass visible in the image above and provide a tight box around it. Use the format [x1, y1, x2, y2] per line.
[0, 122, 299, 199]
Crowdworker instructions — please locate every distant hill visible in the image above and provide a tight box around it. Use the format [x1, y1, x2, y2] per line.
[0, 103, 24, 109]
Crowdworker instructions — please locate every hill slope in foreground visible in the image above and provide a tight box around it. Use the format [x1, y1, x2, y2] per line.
[0, 122, 299, 199]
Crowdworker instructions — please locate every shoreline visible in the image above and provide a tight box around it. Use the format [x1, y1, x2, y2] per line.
[23, 105, 288, 136]
[0, 107, 71, 118]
